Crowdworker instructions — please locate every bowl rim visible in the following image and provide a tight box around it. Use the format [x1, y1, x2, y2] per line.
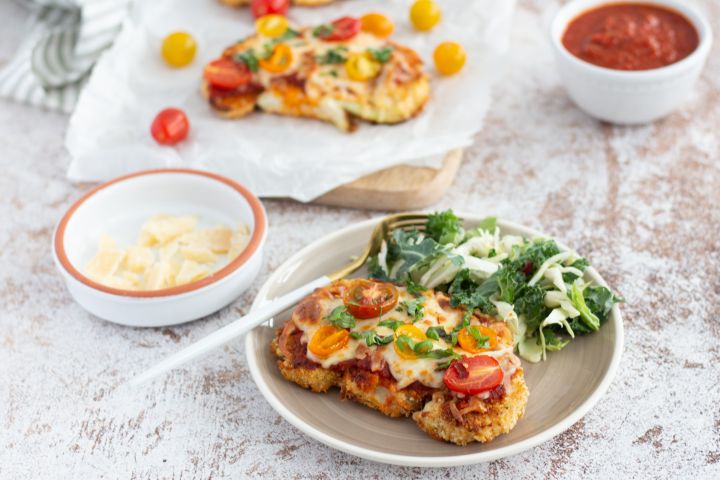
[550, 0, 713, 80]
[53, 168, 267, 299]
[244, 214, 624, 467]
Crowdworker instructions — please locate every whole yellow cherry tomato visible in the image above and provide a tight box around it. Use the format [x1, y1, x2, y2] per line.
[256, 14, 289, 38]
[457, 325, 498, 353]
[309, 326, 349, 358]
[433, 41, 466, 75]
[394, 324, 427, 360]
[345, 52, 381, 81]
[161, 31, 197, 68]
[259, 43, 293, 73]
[360, 13, 395, 38]
[410, 0, 441, 31]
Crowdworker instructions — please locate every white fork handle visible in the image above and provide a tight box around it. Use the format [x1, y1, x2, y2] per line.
[128, 275, 331, 387]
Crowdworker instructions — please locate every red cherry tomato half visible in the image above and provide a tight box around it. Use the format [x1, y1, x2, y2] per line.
[343, 279, 399, 319]
[203, 58, 252, 90]
[251, 0, 289, 19]
[150, 108, 189, 145]
[443, 355, 503, 396]
[317, 16, 360, 41]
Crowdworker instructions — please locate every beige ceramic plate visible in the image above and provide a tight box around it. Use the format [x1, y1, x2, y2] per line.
[245, 216, 623, 467]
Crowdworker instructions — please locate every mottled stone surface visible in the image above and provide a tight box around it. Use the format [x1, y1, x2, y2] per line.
[1, 1, 719, 478]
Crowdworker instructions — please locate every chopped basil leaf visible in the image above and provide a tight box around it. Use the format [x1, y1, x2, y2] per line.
[313, 24, 334, 38]
[316, 46, 348, 65]
[350, 330, 394, 347]
[378, 319, 404, 330]
[326, 306, 356, 329]
[235, 49, 259, 73]
[413, 340, 434, 354]
[467, 325, 490, 349]
[260, 43, 274, 60]
[449, 310, 472, 346]
[369, 46, 393, 63]
[395, 334, 414, 353]
[425, 326, 447, 341]
[404, 279, 426, 296]
[273, 27, 300, 44]
[399, 297, 425, 322]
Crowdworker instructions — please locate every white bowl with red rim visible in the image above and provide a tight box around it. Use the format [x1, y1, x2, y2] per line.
[550, 0, 713, 124]
[53, 169, 267, 327]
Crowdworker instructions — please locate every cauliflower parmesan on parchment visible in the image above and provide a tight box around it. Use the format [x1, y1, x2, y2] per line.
[202, 16, 429, 132]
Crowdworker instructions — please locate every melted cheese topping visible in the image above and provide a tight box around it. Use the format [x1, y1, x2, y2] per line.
[292, 283, 521, 392]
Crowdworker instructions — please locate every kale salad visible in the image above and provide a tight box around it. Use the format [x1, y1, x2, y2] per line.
[368, 210, 622, 362]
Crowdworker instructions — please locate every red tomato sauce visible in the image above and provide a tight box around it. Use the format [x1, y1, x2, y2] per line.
[562, 3, 699, 71]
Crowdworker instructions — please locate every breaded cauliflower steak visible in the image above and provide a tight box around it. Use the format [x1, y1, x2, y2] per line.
[413, 371, 529, 445]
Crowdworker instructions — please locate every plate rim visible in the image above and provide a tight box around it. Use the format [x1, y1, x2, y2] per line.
[245, 214, 624, 467]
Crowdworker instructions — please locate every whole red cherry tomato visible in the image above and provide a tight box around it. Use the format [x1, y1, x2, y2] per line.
[151, 108, 189, 145]
[251, 0, 289, 19]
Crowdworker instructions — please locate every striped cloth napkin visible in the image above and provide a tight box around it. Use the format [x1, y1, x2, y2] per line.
[0, 0, 129, 113]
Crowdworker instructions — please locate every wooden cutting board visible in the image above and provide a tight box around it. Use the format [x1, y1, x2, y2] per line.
[312, 149, 463, 211]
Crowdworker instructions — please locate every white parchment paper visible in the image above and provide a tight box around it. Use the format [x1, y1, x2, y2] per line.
[66, 0, 515, 201]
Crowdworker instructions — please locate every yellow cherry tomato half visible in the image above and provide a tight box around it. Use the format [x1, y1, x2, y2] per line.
[410, 0, 442, 31]
[457, 325, 498, 353]
[259, 43, 293, 73]
[256, 14, 289, 38]
[345, 52, 382, 81]
[360, 13, 395, 38]
[161, 31, 197, 68]
[394, 324, 427, 360]
[434, 41, 466, 75]
[308, 326, 350, 358]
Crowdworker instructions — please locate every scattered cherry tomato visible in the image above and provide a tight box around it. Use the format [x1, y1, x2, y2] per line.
[360, 13, 394, 38]
[161, 31, 197, 68]
[345, 52, 381, 81]
[259, 43, 293, 73]
[203, 58, 252, 90]
[410, 0, 442, 31]
[150, 108, 189, 145]
[433, 41, 466, 75]
[256, 14, 289, 38]
[443, 355, 503, 395]
[457, 325, 498, 353]
[316, 16, 360, 41]
[308, 325, 349, 358]
[250, 0, 289, 19]
[394, 324, 427, 360]
[343, 279, 399, 319]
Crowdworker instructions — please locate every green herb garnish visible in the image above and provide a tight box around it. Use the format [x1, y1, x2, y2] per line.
[378, 319, 404, 331]
[398, 297, 425, 322]
[425, 326, 447, 341]
[467, 325, 490, 349]
[235, 49, 259, 73]
[312, 24, 334, 38]
[350, 330, 394, 347]
[326, 306, 356, 329]
[316, 46, 348, 65]
[369, 46, 393, 63]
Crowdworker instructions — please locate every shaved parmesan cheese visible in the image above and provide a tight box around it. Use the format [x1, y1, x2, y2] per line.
[203, 226, 233, 253]
[85, 215, 251, 291]
[175, 260, 210, 286]
[125, 246, 155, 273]
[141, 215, 197, 245]
[180, 246, 217, 264]
[85, 248, 125, 282]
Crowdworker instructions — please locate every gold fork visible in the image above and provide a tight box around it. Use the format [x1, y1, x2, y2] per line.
[129, 213, 429, 386]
